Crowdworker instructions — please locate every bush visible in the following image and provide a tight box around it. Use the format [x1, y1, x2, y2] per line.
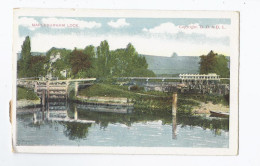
[17, 87, 39, 100]
[129, 85, 143, 91]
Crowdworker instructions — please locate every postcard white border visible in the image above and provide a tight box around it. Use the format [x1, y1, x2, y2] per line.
[12, 8, 239, 155]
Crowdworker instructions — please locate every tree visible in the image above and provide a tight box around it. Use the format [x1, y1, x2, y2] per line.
[96, 40, 110, 77]
[83, 45, 95, 57]
[70, 49, 92, 78]
[18, 36, 31, 78]
[199, 50, 229, 78]
[28, 56, 46, 77]
[199, 50, 217, 74]
[109, 43, 155, 77]
[45, 47, 72, 79]
[213, 54, 230, 78]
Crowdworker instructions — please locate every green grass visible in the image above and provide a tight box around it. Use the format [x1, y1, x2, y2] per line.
[78, 83, 198, 113]
[17, 87, 39, 100]
[79, 84, 141, 99]
[179, 93, 229, 106]
[78, 83, 229, 114]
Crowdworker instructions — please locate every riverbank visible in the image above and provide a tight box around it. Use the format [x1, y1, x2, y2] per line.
[192, 101, 229, 114]
[16, 87, 41, 108]
[74, 95, 134, 107]
[75, 83, 173, 112]
[16, 99, 41, 108]
[76, 83, 229, 115]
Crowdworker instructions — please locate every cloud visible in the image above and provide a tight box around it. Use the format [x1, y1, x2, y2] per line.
[107, 18, 130, 28]
[16, 33, 230, 58]
[18, 17, 39, 31]
[143, 22, 231, 38]
[143, 22, 179, 34]
[41, 18, 101, 29]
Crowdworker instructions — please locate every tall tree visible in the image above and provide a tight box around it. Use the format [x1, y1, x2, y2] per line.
[213, 54, 230, 78]
[28, 56, 46, 77]
[110, 43, 155, 77]
[199, 50, 217, 74]
[18, 36, 31, 78]
[70, 48, 92, 78]
[96, 40, 110, 77]
[199, 50, 229, 78]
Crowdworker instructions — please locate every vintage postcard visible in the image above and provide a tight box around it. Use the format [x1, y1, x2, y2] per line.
[12, 9, 239, 155]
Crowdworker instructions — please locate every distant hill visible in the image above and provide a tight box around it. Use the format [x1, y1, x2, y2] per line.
[141, 54, 200, 75]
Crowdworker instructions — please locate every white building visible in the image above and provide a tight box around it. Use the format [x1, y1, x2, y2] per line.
[50, 52, 61, 63]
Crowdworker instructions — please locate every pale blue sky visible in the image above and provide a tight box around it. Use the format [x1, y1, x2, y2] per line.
[17, 16, 231, 56]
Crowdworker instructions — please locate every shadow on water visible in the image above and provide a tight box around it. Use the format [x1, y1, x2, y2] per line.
[17, 101, 229, 141]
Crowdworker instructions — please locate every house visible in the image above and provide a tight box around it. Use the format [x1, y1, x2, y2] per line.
[50, 52, 61, 63]
[60, 70, 67, 78]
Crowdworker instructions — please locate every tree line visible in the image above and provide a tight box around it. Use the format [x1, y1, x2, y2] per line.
[17, 36, 230, 79]
[199, 50, 230, 78]
[17, 36, 155, 79]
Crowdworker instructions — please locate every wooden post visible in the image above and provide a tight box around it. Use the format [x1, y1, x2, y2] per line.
[75, 82, 78, 96]
[46, 102, 50, 120]
[172, 93, 177, 116]
[66, 81, 69, 101]
[172, 92, 178, 139]
[41, 90, 45, 106]
[34, 82, 38, 93]
[46, 81, 50, 103]
[172, 114, 177, 139]
[74, 106, 78, 120]
[33, 112, 37, 124]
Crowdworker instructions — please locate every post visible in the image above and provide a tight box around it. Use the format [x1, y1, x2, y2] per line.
[172, 92, 178, 139]
[172, 93, 177, 116]
[172, 114, 177, 139]
[46, 81, 50, 103]
[74, 106, 78, 120]
[75, 82, 78, 96]
[41, 90, 46, 106]
[66, 81, 69, 101]
[33, 112, 37, 124]
[34, 82, 38, 93]
[46, 102, 50, 120]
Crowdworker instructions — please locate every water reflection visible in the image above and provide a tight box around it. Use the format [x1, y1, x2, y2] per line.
[172, 115, 177, 139]
[16, 101, 229, 146]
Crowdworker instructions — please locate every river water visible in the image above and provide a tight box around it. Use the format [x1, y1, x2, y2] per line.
[16, 102, 229, 147]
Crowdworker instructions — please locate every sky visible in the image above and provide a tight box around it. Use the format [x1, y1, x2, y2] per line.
[17, 16, 231, 57]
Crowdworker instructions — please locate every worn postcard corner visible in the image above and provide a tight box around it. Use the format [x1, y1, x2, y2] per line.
[9, 100, 12, 124]
[12, 8, 239, 155]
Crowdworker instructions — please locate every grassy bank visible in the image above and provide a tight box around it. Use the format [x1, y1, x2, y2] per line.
[17, 86, 39, 100]
[179, 93, 229, 106]
[17, 87, 40, 108]
[77, 83, 203, 114]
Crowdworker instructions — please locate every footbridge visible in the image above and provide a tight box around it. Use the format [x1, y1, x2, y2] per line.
[17, 78, 96, 104]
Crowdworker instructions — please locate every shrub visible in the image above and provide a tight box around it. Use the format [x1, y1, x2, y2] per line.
[17, 87, 39, 100]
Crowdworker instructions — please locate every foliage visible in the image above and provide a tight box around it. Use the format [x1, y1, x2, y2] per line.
[213, 55, 230, 78]
[199, 50, 230, 78]
[27, 56, 47, 77]
[72, 104, 229, 131]
[17, 36, 31, 78]
[96, 40, 110, 77]
[63, 122, 92, 140]
[179, 93, 229, 106]
[109, 43, 155, 77]
[17, 87, 39, 100]
[129, 85, 144, 91]
[70, 48, 92, 77]
[45, 47, 72, 78]
[18, 37, 154, 79]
